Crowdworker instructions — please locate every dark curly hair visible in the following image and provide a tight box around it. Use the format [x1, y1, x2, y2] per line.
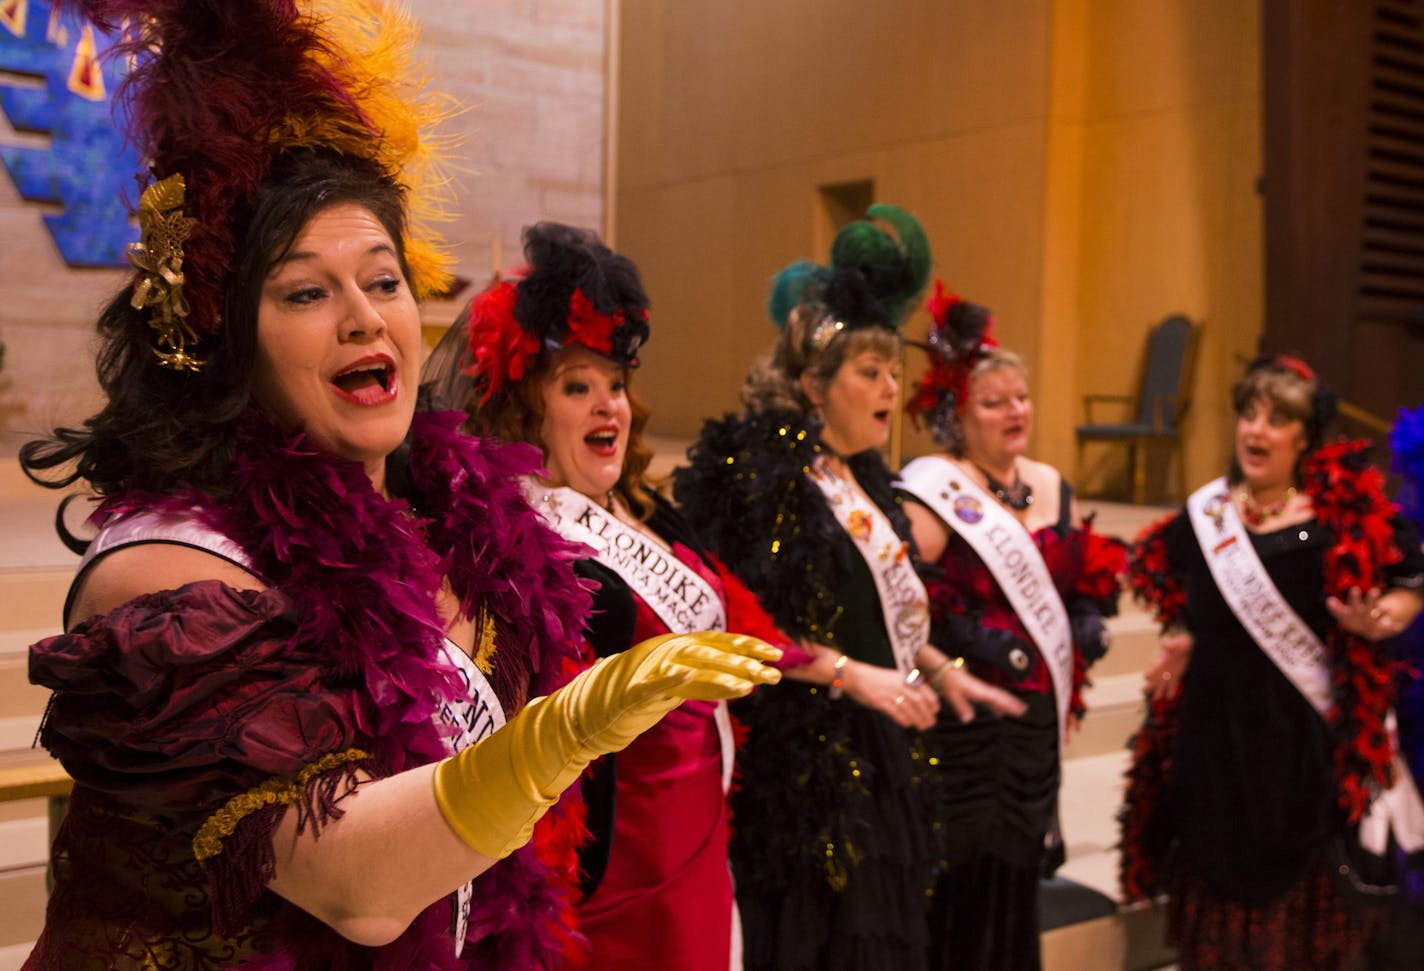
[20, 149, 411, 506]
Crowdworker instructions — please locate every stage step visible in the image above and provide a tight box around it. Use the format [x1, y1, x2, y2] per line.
[1047, 751, 1178, 969]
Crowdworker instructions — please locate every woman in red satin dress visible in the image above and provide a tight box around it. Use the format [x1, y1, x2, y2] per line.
[425, 221, 796, 970]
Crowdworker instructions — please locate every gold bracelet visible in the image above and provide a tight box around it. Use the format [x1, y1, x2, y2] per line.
[828, 653, 850, 700]
[927, 656, 965, 682]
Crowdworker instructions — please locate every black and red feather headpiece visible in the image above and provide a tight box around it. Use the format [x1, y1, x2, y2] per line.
[905, 281, 998, 443]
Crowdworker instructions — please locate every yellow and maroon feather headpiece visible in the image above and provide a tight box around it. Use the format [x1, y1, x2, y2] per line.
[65, 0, 454, 370]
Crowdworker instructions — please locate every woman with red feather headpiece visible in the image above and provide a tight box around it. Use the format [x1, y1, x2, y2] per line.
[1119, 355, 1423, 970]
[17, 3, 780, 967]
[423, 220, 799, 971]
[897, 284, 1126, 971]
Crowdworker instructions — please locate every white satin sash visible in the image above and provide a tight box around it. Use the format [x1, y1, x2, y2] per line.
[531, 485, 735, 791]
[532, 486, 726, 634]
[899, 455, 1073, 737]
[436, 640, 506, 953]
[807, 457, 928, 676]
[1186, 477, 1333, 716]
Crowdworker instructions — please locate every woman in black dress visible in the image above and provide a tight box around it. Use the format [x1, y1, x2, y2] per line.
[674, 206, 1023, 971]
[1120, 355, 1424, 971]
[898, 287, 1124, 971]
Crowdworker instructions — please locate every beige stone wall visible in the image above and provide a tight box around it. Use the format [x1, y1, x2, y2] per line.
[615, 0, 1263, 499]
[0, 1, 608, 440]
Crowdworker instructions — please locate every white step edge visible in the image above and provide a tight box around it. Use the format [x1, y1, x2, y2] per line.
[1080, 671, 1148, 710]
[0, 632, 53, 661]
[0, 818, 48, 872]
[0, 717, 43, 753]
[0, 941, 34, 971]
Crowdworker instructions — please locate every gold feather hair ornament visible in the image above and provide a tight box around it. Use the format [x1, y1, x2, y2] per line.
[77, 0, 457, 371]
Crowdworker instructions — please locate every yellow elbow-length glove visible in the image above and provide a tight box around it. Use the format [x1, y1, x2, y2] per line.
[433, 631, 781, 859]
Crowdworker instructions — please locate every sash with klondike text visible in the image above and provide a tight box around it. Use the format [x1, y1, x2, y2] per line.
[437, 639, 506, 953]
[1186, 478, 1424, 855]
[807, 457, 928, 676]
[531, 485, 735, 789]
[532, 486, 727, 634]
[899, 455, 1074, 737]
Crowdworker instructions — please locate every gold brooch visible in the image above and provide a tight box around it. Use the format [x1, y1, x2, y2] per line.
[128, 174, 202, 371]
[847, 509, 873, 542]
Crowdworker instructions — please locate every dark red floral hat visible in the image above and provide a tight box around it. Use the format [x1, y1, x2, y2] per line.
[905, 281, 998, 442]
[462, 222, 650, 402]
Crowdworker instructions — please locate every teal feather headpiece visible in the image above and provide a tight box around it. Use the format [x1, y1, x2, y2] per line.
[767, 204, 931, 347]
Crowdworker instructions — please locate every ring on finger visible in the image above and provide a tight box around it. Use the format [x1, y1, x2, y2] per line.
[894, 694, 905, 706]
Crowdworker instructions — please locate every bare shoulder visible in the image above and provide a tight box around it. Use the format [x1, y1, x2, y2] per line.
[1018, 456, 1063, 493]
[1019, 457, 1066, 531]
[902, 496, 950, 563]
[1019, 455, 1065, 504]
[69, 544, 265, 628]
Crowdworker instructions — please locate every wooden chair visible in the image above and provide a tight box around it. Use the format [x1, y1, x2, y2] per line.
[1075, 315, 1201, 505]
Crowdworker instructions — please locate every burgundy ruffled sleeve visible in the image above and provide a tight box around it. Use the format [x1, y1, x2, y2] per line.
[31, 579, 382, 931]
[32, 580, 368, 821]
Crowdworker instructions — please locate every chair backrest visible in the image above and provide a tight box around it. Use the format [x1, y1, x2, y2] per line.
[1133, 315, 1197, 431]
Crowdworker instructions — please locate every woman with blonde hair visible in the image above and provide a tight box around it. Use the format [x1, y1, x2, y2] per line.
[897, 286, 1125, 970]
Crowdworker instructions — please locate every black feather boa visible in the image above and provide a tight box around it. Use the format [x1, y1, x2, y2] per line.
[672, 409, 912, 646]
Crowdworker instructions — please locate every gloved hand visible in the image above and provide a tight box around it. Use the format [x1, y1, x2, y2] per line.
[433, 631, 781, 858]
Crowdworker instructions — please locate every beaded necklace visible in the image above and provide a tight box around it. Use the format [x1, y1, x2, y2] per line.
[972, 461, 1034, 510]
[1237, 485, 1297, 528]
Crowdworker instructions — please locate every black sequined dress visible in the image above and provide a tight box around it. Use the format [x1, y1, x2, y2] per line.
[673, 411, 933, 971]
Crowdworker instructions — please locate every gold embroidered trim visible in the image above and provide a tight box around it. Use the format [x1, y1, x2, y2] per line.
[473, 609, 498, 675]
[128, 173, 203, 372]
[191, 747, 370, 862]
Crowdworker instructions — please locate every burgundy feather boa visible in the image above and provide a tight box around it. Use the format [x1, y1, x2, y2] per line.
[1119, 441, 1403, 901]
[95, 409, 594, 966]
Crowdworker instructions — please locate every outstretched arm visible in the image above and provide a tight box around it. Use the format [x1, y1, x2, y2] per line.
[72, 546, 781, 947]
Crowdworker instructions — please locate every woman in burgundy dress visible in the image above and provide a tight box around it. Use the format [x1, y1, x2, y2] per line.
[1120, 355, 1424, 970]
[17, 4, 778, 968]
[424, 221, 794, 970]
[897, 286, 1125, 971]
